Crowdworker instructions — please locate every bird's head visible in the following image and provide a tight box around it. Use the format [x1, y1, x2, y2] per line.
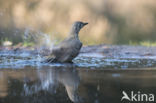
[70, 21, 88, 36]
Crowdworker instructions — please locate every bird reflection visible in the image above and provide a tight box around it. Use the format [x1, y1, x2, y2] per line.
[36, 66, 81, 102]
[0, 66, 82, 103]
[56, 67, 80, 102]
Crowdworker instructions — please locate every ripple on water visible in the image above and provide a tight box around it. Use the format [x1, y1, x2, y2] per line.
[0, 51, 156, 69]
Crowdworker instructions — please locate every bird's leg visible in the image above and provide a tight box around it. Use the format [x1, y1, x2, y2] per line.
[67, 61, 74, 64]
[48, 58, 56, 63]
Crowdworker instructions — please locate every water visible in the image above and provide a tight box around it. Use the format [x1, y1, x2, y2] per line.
[23, 28, 56, 53]
[0, 29, 156, 103]
[0, 49, 156, 103]
[1, 66, 156, 103]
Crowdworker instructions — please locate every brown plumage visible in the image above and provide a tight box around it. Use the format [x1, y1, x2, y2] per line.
[45, 21, 88, 63]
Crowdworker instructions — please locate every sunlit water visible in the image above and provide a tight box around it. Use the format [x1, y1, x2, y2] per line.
[0, 49, 156, 69]
[0, 49, 156, 103]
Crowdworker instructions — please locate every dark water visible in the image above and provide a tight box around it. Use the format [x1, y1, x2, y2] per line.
[0, 50, 156, 103]
[1, 67, 156, 103]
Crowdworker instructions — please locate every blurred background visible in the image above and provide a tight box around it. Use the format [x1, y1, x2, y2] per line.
[0, 0, 156, 46]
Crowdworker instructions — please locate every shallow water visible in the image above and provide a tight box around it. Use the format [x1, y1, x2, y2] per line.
[0, 50, 156, 103]
[0, 50, 156, 69]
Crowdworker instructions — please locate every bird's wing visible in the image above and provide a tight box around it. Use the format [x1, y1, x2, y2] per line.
[52, 37, 76, 56]
[51, 44, 71, 59]
[44, 46, 67, 63]
[49, 38, 82, 62]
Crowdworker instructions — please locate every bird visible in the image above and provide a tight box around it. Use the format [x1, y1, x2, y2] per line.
[45, 21, 88, 63]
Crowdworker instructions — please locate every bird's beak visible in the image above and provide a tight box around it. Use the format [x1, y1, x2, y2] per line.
[83, 22, 88, 26]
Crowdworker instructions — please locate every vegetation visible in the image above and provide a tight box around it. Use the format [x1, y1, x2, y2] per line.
[129, 41, 156, 47]
[0, 0, 156, 45]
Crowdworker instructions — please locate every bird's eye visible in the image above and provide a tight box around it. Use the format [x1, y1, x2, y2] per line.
[80, 23, 83, 28]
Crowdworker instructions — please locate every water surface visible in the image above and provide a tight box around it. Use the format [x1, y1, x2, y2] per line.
[0, 50, 156, 103]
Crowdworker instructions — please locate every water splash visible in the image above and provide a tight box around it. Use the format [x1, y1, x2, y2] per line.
[24, 27, 55, 51]
[37, 69, 54, 90]
[23, 27, 57, 63]
[23, 69, 55, 96]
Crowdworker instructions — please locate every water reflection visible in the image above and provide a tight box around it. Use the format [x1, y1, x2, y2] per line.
[1, 67, 156, 103]
[0, 66, 81, 103]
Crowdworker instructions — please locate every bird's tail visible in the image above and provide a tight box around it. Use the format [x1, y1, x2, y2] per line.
[42, 56, 57, 63]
